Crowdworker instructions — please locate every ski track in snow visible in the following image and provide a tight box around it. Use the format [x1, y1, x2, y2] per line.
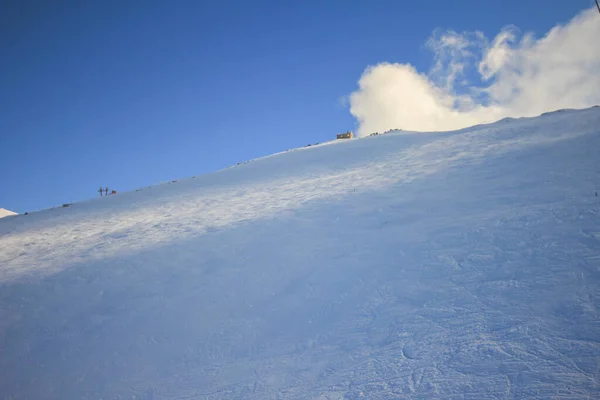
[0, 107, 599, 399]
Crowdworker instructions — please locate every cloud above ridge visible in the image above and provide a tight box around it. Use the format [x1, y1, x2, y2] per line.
[349, 8, 600, 136]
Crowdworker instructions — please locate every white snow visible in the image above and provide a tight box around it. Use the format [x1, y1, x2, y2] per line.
[0, 208, 16, 219]
[1, 107, 599, 399]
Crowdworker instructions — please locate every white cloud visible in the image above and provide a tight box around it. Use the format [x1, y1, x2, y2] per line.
[479, 27, 518, 81]
[349, 7, 600, 136]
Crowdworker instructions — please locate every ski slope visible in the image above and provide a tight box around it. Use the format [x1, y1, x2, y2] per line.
[1, 107, 600, 399]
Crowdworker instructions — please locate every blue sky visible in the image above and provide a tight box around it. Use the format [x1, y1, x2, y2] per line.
[1, 0, 595, 213]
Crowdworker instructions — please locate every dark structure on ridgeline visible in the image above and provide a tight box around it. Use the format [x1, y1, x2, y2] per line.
[336, 131, 354, 140]
[98, 187, 117, 197]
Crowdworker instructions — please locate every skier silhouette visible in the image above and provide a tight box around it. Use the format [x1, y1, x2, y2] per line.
[105, 187, 109, 196]
[99, 187, 104, 197]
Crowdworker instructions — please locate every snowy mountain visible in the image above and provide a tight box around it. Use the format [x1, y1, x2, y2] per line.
[1, 107, 599, 399]
[0, 208, 16, 219]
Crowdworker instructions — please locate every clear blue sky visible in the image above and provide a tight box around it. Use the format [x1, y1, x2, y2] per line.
[1, 0, 594, 213]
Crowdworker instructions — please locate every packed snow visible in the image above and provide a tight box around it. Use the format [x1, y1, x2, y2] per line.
[1, 107, 599, 399]
[0, 208, 16, 219]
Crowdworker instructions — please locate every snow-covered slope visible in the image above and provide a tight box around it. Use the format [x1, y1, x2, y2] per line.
[1, 107, 600, 399]
[0, 208, 16, 219]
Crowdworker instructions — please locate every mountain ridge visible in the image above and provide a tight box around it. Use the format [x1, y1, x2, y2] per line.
[0, 106, 599, 398]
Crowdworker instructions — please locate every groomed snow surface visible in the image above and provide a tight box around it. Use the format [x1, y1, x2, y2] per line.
[1, 107, 600, 399]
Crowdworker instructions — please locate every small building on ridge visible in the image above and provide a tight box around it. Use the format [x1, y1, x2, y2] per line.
[337, 131, 354, 139]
